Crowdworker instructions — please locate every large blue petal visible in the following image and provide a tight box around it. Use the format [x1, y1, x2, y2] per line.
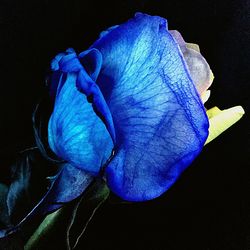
[92, 13, 209, 201]
[48, 49, 114, 175]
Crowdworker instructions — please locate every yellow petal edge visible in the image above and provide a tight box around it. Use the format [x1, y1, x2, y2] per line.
[205, 106, 245, 145]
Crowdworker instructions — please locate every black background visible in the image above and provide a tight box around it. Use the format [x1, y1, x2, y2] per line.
[0, 0, 249, 249]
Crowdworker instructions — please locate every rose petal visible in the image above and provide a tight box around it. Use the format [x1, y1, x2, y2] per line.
[186, 43, 200, 52]
[205, 106, 245, 145]
[200, 90, 211, 103]
[48, 50, 114, 175]
[92, 13, 209, 201]
[169, 30, 213, 95]
[169, 30, 186, 49]
[183, 48, 213, 94]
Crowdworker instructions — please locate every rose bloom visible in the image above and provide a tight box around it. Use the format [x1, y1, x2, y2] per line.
[47, 12, 244, 203]
[0, 14, 244, 239]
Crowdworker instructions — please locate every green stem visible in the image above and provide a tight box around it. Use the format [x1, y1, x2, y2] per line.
[24, 208, 63, 250]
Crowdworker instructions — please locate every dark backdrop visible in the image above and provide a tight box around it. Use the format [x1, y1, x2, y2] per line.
[0, 0, 249, 249]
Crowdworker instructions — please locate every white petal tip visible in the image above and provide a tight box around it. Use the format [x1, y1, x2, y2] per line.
[201, 90, 211, 103]
[229, 105, 245, 115]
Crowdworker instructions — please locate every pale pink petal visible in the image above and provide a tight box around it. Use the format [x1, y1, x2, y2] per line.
[169, 30, 213, 96]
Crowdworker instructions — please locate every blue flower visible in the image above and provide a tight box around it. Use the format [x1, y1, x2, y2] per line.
[48, 13, 209, 202]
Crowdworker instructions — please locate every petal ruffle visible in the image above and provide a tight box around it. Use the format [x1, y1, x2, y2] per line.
[48, 49, 114, 174]
[92, 13, 209, 201]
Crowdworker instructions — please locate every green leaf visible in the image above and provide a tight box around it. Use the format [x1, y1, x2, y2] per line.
[0, 183, 10, 228]
[66, 179, 110, 250]
[6, 148, 59, 226]
[24, 208, 63, 250]
[0, 147, 62, 244]
[24, 179, 110, 250]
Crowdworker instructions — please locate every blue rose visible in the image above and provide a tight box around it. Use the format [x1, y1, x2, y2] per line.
[48, 13, 209, 202]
